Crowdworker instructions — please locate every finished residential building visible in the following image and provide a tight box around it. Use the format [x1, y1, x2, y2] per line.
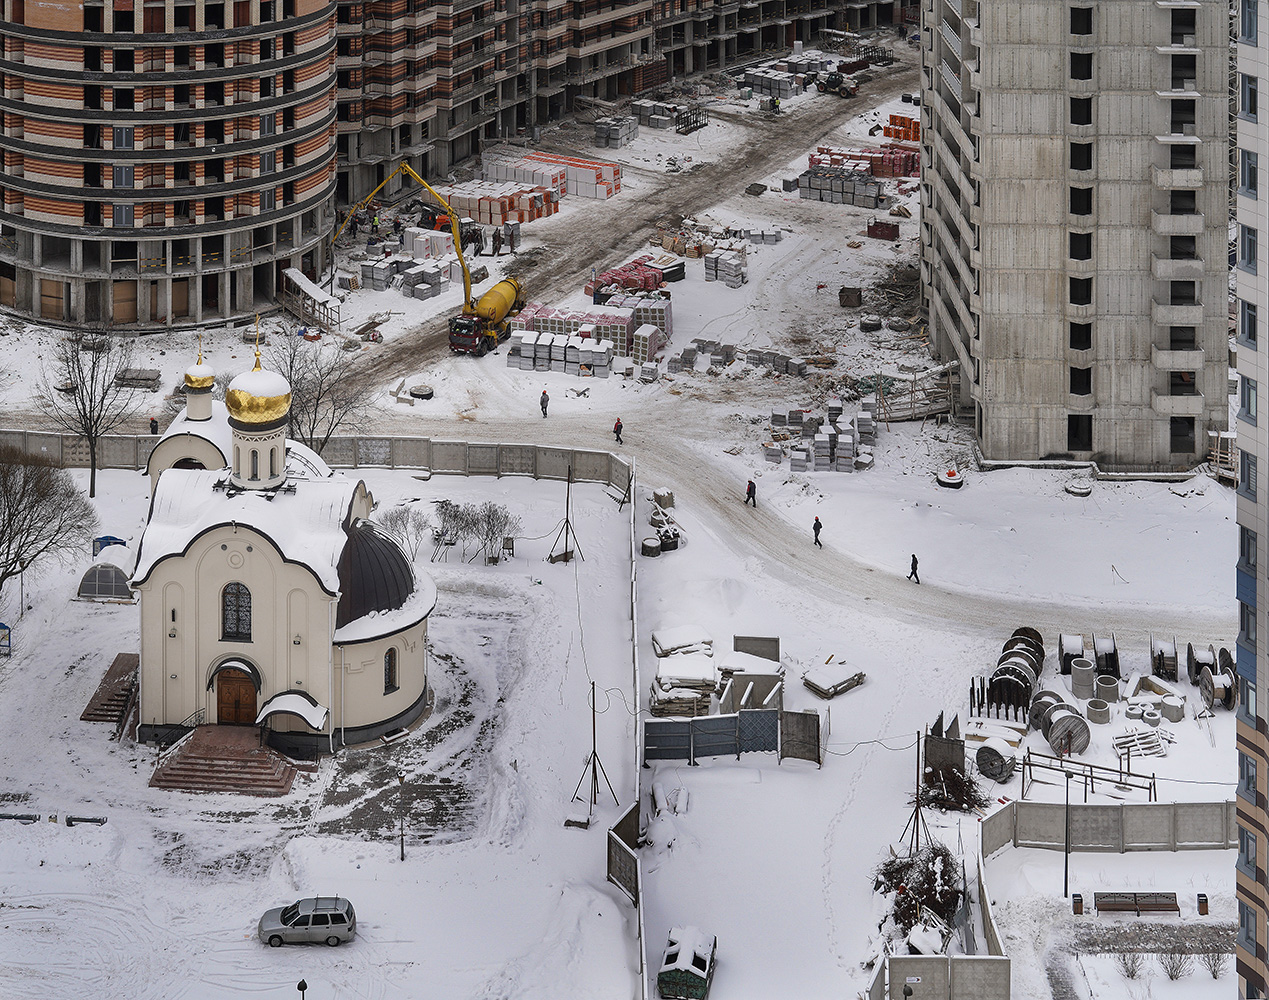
[920, 0, 1228, 468]
[1237, 0, 1269, 994]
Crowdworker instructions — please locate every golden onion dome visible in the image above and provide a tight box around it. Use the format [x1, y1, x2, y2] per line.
[225, 351, 292, 426]
[184, 349, 216, 391]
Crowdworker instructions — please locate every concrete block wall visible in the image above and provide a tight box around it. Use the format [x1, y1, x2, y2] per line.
[983, 799, 1236, 854]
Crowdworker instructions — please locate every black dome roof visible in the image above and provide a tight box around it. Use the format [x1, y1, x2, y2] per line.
[336, 520, 415, 628]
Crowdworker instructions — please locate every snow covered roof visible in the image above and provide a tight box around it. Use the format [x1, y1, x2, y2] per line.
[92, 542, 135, 573]
[227, 365, 291, 402]
[659, 926, 714, 978]
[133, 468, 359, 594]
[155, 400, 233, 465]
[332, 572, 438, 644]
[255, 690, 329, 730]
[283, 267, 341, 309]
[651, 625, 713, 658]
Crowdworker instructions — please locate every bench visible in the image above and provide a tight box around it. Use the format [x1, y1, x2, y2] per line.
[1093, 892, 1180, 916]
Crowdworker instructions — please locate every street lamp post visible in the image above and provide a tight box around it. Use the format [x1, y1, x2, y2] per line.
[1063, 771, 1073, 898]
[297, 980, 307, 1000]
[397, 769, 406, 862]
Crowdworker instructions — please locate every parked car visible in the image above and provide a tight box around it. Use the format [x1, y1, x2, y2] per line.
[258, 897, 357, 947]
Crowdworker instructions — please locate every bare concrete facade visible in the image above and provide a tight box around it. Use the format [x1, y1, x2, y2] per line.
[920, 0, 1228, 468]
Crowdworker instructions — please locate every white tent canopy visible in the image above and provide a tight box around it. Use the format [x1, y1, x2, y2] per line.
[255, 691, 329, 730]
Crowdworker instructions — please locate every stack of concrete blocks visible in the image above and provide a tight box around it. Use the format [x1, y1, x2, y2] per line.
[797, 166, 884, 207]
[640, 362, 659, 382]
[548, 333, 564, 372]
[787, 358, 808, 377]
[770, 410, 786, 427]
[704, 250, 747, 287]
[632, 324, 666, 365]
[764, 444, 783, 464]
[633, 99, 677, 129]
[682, 345, 698, 367]
[813, 432, 833, 470]
[591, 340, 614, 378]
[747, 229, 783, 245]
[604, 293, 673, 340]
[789, 445, 811, 472]
[506, 334, 522, 368]
[783, 55, 836, 76]
[360, 259, 398, 291]
[401, 263, 441, 300]
[433, 180, 561, 226]
[518, 151, 622, 199]
[743, 68, 796, 99]
[834, 426, 856, 471]
[481, 156, 568, 195]
[787, 409, 803, 434]
[594, 115, 640, 148]
[854, 410, 877, 446]
[827, 397, 843, 423]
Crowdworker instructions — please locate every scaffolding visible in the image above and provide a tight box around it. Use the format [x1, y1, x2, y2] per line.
[281, 267, 342, 333]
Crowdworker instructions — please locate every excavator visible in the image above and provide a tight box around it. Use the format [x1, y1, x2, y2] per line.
[329, 161, 526, 357]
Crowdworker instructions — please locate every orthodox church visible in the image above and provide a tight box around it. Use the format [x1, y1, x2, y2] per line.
[132, 348, 436, 754]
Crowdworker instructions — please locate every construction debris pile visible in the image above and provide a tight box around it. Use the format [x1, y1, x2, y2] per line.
[506, 330, 616, 377]
[649, 627, 715, 718]
[763, 397, 877, 472]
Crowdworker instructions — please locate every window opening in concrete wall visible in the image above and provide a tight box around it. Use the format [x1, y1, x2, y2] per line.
[1069, 277, 1093, 304]
[1069, 322, 1092, 350]
[1069, 97, 1093, 125]
[1069, 232, 1092, 259]
[1070, 142, 1092, 170]
[1170, 417, 1196, 453]
[1069, 52, 1092, 80]
[1170, 144, 1196, 168]
[1169, 325, 1197, 349]
[1067, 414, 1092, 451]
[1069, 366, 1092, 395]
[1069, 187, 1093, 214]
[1070, 7, 1092, 34]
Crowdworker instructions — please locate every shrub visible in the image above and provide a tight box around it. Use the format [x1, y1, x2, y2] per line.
[1114, 951, 1144, 979]
[1198, 951, 1228, 980]
[872, 842, 963, 935]
[1157, 951, 1193, 981]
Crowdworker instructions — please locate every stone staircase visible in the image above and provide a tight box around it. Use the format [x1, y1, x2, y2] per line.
[149, 725, 298, 797]
[80, 653, 139, 726]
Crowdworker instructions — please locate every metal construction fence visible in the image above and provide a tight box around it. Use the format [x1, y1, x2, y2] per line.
[643, 707, 826, 765]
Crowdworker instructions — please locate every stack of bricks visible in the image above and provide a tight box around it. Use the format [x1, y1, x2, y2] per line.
[508, 301, 636, 353]
[742, 67, 796, 99]
[521, 151, 621, 199]
[431, 180, 560, 226]
[481, 156, 568, 195]
[632, 99, 678, 129]
[632, 323, 666, 364]
[594, 115, 640, 148]
[883, 114, 921, 142]
[704, 250, 747, 287]
[506, 332, 613, 377]
[809, 145, 920, 178]
[590, 256, 666, 292]
[402, 228, 456, 258]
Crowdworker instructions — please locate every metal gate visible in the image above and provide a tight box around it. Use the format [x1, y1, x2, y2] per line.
[643, 709, 782, 764]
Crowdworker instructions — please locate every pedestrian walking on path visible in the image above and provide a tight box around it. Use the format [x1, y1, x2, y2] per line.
[813, 517, 823, 548]
[492, 228, 503, 256]
[613, 417, 623, 444]
[745, 480, 756, 507]
[907, 553, 920, 584]
[540, 390, 549, 418]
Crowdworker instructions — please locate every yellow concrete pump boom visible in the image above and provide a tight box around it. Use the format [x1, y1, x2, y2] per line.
[329, 160, 474, 311]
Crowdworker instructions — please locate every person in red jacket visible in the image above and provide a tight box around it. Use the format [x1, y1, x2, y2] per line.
[613, 418, 623, 444]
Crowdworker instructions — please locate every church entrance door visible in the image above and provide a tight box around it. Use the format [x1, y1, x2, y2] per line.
[216, 669, 257, 725]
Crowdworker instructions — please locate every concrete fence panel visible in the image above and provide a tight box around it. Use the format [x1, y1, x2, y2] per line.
[887, 956, 949, 1000]
[100, 435, 139, 469]
[1013, 802, 1068, 851]
[977, 849, 1006, 957]
[467, 444, 499, 476]
[1122, 803, 1174, 851]
[0, 429, 26, 454]
[608, 455, 632, 493]
[63, 436, 91, 467]
[391, 437, 430, 469]
[570, 448, 611, 483]
[430, 441, 470, 474]
[980, 803, 1015, 858]
[498, 443, 537, 477]
[1069, 804, 1123, 852]
[950, 956, 1010, 1000]
[321, 437, 356, 467]
[535, 446, 572, 480]
[733, 635, 781, 661]
[354, 437, 393, 467]
[137, 436, 160, 465]
[1174, 801, 1232, 849]
[867, 962, 886, 1000]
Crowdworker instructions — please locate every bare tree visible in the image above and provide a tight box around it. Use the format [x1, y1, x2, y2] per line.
[265, 337, 375, 455]
[38, 334, 141, 497]
[376, 504, 433, 560]
[469, 501, 522, 563]
[1114, 952, 1145, 980]
[1157, 951, 1193, 981]
[1199, 951, 1229, 980]
[0, 444, 99, 599]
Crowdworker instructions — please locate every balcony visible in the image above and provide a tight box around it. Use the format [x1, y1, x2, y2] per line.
[1151, 390, 1204, 415]
[1151, 164, 1203, 188]
[1151, 210, 1204, 236]
[1152, 344, 1205, 369]
[1151, 254, 1205, 280]
[1151, 298, 1204, 326]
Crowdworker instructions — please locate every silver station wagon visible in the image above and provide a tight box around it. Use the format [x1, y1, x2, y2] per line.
[258, 896, 357, 947]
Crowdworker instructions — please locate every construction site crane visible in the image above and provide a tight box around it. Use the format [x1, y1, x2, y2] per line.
[329, 161, 525, 357]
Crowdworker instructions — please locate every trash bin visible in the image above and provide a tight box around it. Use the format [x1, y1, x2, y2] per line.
[1198, 893, 1208, 916]
[1072, 893, 1083, 915]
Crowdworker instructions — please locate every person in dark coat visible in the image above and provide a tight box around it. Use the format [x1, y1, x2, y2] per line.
[149, 416, 159, 435]
[813, 516, 822, 547]
[908, 554, 920, 584]
[613, 417, 623, 444]
[393, 216, 404, 236]
[745, 480, 756, 507]
[491, 228, 503, 256]
[540, 390, 549, 418]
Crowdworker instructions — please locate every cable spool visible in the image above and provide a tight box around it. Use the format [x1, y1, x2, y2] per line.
[1009, 626, 1045, 657]
[1086, 699, 1110, 724]
[1186, 642, 1215, 686]
[1094, 675, 1119, 703]
[997, 645, 1042, 677]
[1200, 664, 1237, 711]
[976, 737, 1016, 782]
[1046, 707, 1091, 755]
[988, 661, 1036, 716]
[1029, 691, 1065, 733]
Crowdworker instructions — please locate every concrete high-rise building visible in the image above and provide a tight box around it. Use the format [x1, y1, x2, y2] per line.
[0, 0, 338, 328]
[1236, 0, 1268, 993]
[920, 0, 1228, 467]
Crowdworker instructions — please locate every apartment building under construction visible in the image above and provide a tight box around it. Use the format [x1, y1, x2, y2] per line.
[0, 0, 912, 330]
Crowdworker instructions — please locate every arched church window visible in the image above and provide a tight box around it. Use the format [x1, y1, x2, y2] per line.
[270, 448, 277, 477]
[250, 449, 259, 481]
[222, 582, 252, 641]
[384, 647, 399, 694]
